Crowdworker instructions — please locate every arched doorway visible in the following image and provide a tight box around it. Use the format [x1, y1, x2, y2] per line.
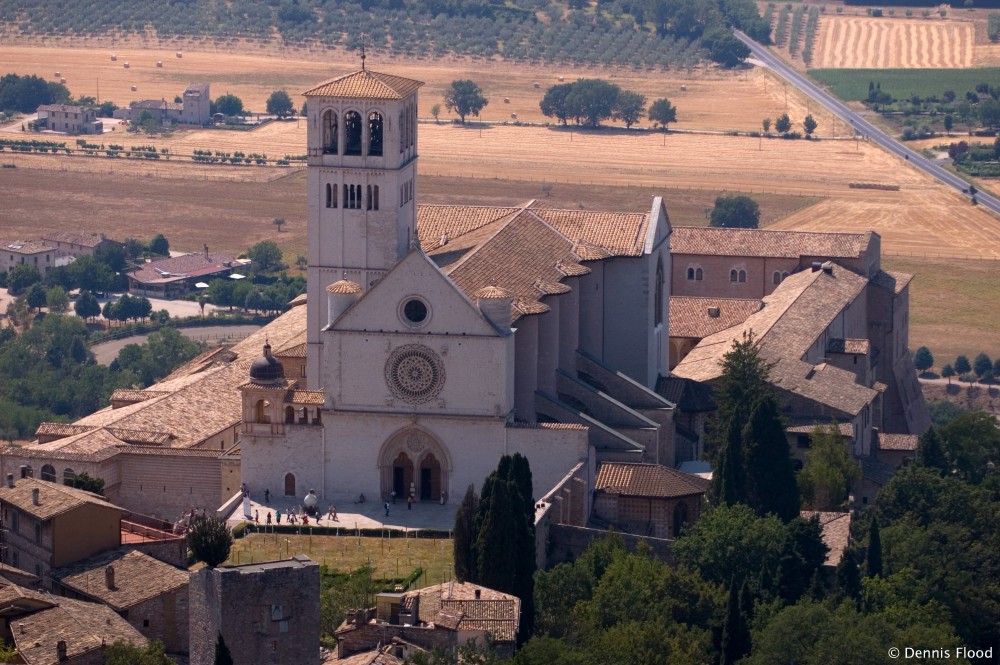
[284, 473, 296, 497]
[392, 452, 414, 500]
[379, 428, 450, 502]
[419, 453, 441, 501]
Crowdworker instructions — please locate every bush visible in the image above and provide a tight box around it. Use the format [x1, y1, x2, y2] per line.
[187, 514, 233, 567]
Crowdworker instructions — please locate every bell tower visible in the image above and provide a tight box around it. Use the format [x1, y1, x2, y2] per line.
[302, 67, 424, 386]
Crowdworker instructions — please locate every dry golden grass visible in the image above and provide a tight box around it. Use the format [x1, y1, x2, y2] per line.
[813, 16, 974, 69]
[227, 532, 454, 583]
[0, 44, 808, 132]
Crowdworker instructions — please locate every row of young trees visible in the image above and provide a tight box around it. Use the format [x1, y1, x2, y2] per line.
[915, 346, 1000, 384]
[761, 113, 818, 137]
[539, 79, 676, 129]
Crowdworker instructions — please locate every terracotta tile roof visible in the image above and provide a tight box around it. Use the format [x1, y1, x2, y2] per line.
[109, 389, 170, 404]
[51, 548, 189, 611]
[285, 390, 325, 405]
[40, 231, 113, 248]
[37, 103, 91, 114]
[105, 427, 172, 446]
[671, 227, 872, 259]
[410, 581, 520, 642]
[1, 240, 51, 255]
[507, 421, 588, 431]
[672, 263, 877, 415]
[871, 269, 914, 295]
[785, 420, 854, 437]
[275, 342, 308, 358]
[417, 206, 521, 252]
[827, 338, 870, 354]
[595, 462, 709, 498]
[474, 285, 512, 300]
[876, 432, 919, 451]
[669, 297, 763, 338]
[0, 478, 121, 521]
[327, 279, 363, 294]
[129, 252, 237, 286]
[533, 209, 649, 257]
[7, 587, 145, 664]
[303, 70, 424, 99]
[34, 423, 94, 439]
[801, 511, 851, 566]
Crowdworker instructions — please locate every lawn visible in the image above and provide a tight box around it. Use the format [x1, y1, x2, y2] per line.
[226, 531, 455, 586]
[884, 255, 1000, 364]
[810, 68, 1000, 101]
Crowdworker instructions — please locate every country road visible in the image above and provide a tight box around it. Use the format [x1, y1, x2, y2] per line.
[91, 325, 261, 365]
[735, 31, 1000, 218]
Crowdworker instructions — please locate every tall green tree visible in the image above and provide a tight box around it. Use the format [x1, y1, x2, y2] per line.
[444, 80, 489, 123]
[798, 422, 859, 511]
[213, 93, 244, 117]
[719, 581, 751, 665]
[710, 195, 760, 229]
[973, 352, 992, 378]
[866, 518, 883, 578]
[248, 240, 284, 272]
[214, 632, 234, 665]
[265, 90, 293, 118]
[775, 113, 792, 134]
[453, 484, 478, 583]
[148, 234, 170, 256]
[708, 332, 799, 521]
[187, 515, 233, 567]
[648, 97, 678, 129]
[564, 79, 621, 127]
[612, 90, 646, 128]
[8, 264, 41, 295]
[954, 354, 971, 375]
[913, 346, 933, 372]
[802, 114, 818, 137]
[74, 290, 101, 322]
[539, 83, 575, 125]
[916, 427, 948, 474]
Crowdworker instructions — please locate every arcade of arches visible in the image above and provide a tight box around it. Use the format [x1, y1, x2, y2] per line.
[379, 429, 450, 502]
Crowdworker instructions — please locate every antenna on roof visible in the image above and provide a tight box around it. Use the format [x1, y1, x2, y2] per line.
[360, 33, 367, 71]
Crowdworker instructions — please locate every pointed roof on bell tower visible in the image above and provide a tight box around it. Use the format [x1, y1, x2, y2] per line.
[303, 70, 424, 100]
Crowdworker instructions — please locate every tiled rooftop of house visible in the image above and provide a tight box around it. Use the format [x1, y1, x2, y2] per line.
[671, 227, 871, 259]
[801, 511, 851, 566]
[303, 70, 424, 99]
[669, 296, 763, 338]
[129, 251, 238, 285]
[827, 338, 870, 355]
[876, 432, 919, 451]
[0, 477, 121, 521]
[0, 583, 145, 664]
[411, 581, 520, 642]
[50, 548, 188, 611]
[40, 231, 111, 248]
[1, 240, 51, 254]
[595, 462, 709, 498]
[37, 104, 90, 114]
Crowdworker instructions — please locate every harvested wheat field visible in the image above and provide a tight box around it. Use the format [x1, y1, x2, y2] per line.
[813, 16, 974, 69]
[0, 44, 806, 132]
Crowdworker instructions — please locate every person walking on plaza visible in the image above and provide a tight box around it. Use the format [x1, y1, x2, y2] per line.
[385, 501, 390, 517]
[266, 512, 272, 526]
[407, 494, 414, 511]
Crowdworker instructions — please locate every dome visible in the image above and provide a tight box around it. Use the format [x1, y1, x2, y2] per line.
[326, 279, 363, 295]
[473, 284, 512, 300]
[249, 343, 284, 384]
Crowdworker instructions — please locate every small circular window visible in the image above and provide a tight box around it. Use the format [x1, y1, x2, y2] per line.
[402, 298, 428, 326]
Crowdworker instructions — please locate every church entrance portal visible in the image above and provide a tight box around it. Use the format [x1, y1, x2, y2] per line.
[379, 429, 450, 502]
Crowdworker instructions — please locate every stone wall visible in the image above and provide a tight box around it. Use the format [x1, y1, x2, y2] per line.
[189, 555, 320, 665]
[545, 524, 674, 568]
[127, 586, 190, 655]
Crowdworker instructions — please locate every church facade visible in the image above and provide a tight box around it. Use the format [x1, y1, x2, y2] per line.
[238, 69, 674, 507]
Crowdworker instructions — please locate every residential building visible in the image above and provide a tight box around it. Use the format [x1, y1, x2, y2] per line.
[126, 247, 242, 298]
[0, 582, 146, 665]
[50, 548, 190, 654]
[116, 83, 212, 125]
[0, 240, 55, 276]
[36, 104, 100, 134]
[40, 232, 124, 260]
[592, 461, 708, 539]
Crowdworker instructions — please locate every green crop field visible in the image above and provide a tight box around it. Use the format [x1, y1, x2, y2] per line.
[810, 68, 1000, 101]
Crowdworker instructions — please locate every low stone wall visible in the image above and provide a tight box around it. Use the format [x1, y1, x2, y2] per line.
[545, 524, 674, 568]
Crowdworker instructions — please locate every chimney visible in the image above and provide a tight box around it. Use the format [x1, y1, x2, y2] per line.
[811, 261, 821, 272]
[822, 261, 834, 275]
[31, 488, 39, 506]
[105, 565, 116, 590]
[6, 474, 12, 488]
[57, 640, 67, 661]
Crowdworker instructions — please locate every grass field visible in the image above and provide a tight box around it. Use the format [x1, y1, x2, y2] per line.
[226, 532, 454, 586]
[809, 67, 1000, 101]
[884, 255, 1000, 361]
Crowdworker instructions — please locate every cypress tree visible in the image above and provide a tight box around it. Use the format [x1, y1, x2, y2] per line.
[866, 518, 883, 578]
[719, 581, 751, 665]
[743, 396, 799, 522]
[214, 632, 233, 665]
[836, 548, 862, 601]
[453, 484, 479, 583]
[916, 427, 948, 474]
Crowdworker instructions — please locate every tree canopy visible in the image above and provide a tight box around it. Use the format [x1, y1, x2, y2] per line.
[444, 80, 489, 123]
[913, 346, 933, 372]
[709, 195, 761, 229]
[213, 93, 244, 117]
[0, 73, 70, 113]
[266, 90, 293, 117]
[648, 98, 677, 129]
[247, 240, 284, 273]
[187, 514, 233, 567]
[797, 422, 859, 511]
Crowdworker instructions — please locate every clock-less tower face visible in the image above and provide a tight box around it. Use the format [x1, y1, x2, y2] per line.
[303, 70, 425, 388]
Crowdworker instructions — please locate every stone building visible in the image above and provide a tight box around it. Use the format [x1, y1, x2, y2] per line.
[117, 83, 212, 125]
[0, 240, 56, 277]
[0, 477, 123, 581]
[189, 555, 320, 665]
[592, 462, 708, 539]
[0, 582, 146, 665]
[40, 231, 124, 260]
[126, 247, 242, 299]
[36, 104, 100, 134]
[50, 548, 190, 655]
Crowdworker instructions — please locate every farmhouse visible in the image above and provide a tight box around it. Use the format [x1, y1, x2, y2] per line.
[0, 67, 928, 540]
[40, 231, 123, 260]
[126, 247, 243, 298]
[116, 83, 212, 125]
[36, 103, 101, 134]
[0, 239, 55, 276]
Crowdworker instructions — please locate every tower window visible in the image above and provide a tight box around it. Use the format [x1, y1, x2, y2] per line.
[344, 111, 362, 156]
[322, 110, 338, 155]
[325, 183, 336, 208]
[368, 111, 383, 156]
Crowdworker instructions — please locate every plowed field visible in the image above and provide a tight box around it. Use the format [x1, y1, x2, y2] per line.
[813, 16, 974, 69]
